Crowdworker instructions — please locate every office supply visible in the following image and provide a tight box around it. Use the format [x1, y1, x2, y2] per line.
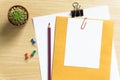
[52, 16, 113, 80]
[31, 38, 36, 44]
[81, 17, 87, 29]
[32, 6, 120, 80]
[31, 50, 36, 57]
[71, 2, 83, 17]
[25, 53, 29, 60]
[47, 23, 51, 80]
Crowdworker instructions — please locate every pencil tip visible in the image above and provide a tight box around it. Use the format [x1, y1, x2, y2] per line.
[48, 22, 50, 28]
[48, 22, 50, 25]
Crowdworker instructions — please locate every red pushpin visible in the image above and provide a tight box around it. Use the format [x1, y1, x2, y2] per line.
[25, 53, 29, 60]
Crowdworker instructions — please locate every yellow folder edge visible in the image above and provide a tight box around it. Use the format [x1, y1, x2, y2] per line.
[52, 16, 114, 80]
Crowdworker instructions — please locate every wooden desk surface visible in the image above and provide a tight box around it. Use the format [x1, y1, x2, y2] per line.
[0, 0, 120, 80]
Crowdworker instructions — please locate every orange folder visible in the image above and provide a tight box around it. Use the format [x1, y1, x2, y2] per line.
[52, 16, 114, 80]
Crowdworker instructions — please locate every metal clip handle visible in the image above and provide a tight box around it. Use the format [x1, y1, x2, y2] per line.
[72, 2, 81, 10]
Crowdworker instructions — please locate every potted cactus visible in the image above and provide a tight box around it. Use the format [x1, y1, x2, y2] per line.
[8, 5, 29, 26]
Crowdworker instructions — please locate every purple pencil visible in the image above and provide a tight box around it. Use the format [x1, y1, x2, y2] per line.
[48, 22, 51, 80]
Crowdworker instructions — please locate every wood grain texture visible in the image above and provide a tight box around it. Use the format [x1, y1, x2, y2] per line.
[0, 0, 120, 80]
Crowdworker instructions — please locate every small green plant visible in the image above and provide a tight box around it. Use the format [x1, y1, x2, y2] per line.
[8, 5, 29, 26]
[11, 10, 25, 24]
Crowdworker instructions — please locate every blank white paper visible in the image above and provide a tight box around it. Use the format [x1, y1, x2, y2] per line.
[64, 18, 103, 68]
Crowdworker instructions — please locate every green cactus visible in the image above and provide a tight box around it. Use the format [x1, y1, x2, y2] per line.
[8, 5, 28, 26]
[10, 10, 25, 24]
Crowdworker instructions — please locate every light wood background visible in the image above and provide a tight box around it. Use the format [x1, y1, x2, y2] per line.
[0, 0, 120, 80]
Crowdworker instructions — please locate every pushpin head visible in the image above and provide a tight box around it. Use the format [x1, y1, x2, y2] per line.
[25, 53, 29, 60]
[31, 38, 36, 44]
[31, 50, 36, 57]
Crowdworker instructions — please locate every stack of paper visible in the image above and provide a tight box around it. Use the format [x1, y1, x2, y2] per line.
[33, 6, 120, 80]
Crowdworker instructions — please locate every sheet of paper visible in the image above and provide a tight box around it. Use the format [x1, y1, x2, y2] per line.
[64, 19, 103, 68]
[111, 44, 120, 80]
[32, 6, 120, 80]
